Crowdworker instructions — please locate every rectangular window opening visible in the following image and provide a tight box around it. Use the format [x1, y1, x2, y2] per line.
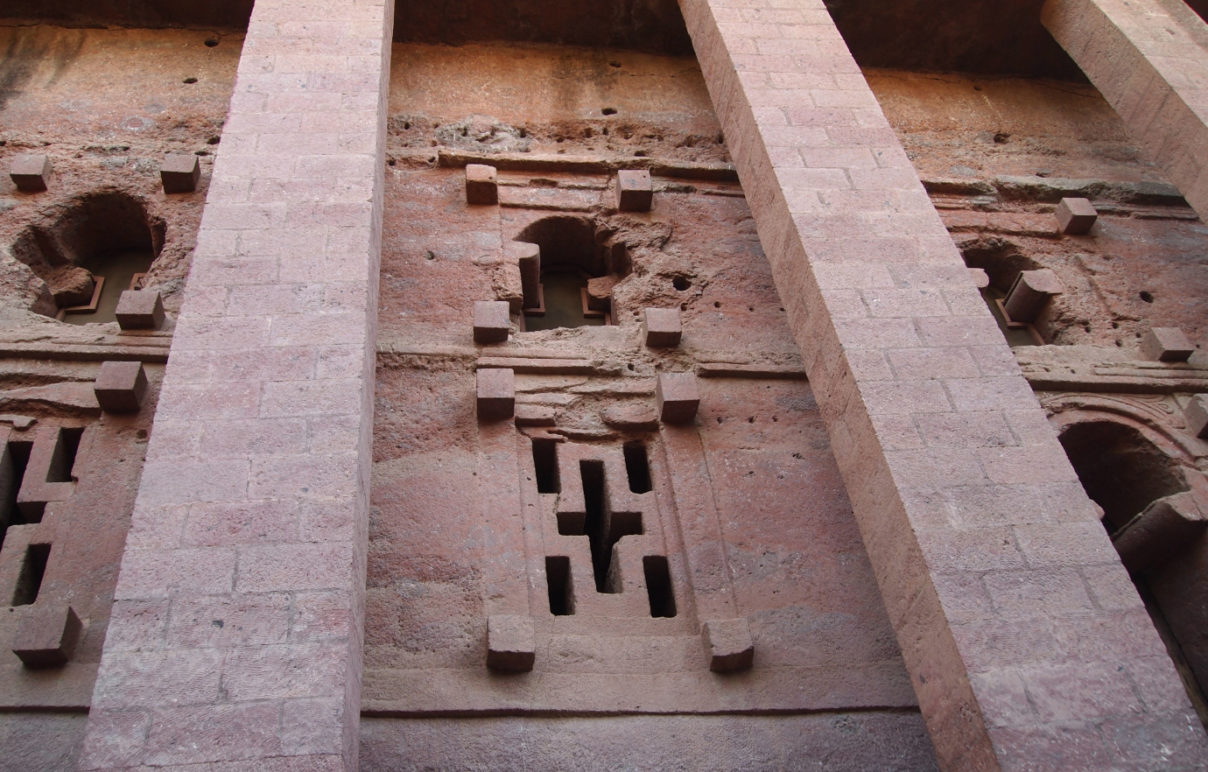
[644, 555, 676, 618]
[12, 543, 50, 606]
[623, 441, 651, 493]
[546, 556, 574, 616]
[532, 438, 560, 494]
[0, 440, 33, 550]
[45, 427, 84, 483]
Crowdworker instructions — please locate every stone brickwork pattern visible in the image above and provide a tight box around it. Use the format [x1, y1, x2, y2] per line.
[1044, 0, 1208, 223]
[678, 0, 1208, 767]
[79, 0, 393, 768]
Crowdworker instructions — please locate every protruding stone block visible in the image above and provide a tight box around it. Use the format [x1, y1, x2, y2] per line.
[643, 307, 682, 348]
[508, 242, 542, 309]
[702, 618, 754, 673]
[477, 368, 515, 421]
[486, 614, 535, 672]
[160, 153, 201, 194]
[616, 169, 653, 211]
[656, 372, 699, 424]
[12, 605, 83, 669]
[473, 300, 510, 344]
[1186, 394, 1208, 439]
[1140, 327, 1194, 362]
[94, 361, 148, 414]
[10, 154, 50, 192]
[1055, 197, 1097, 235]
[465, 163, 498, 205]
[114, 290, 165, 331]
[1002, 268, 1063, 323]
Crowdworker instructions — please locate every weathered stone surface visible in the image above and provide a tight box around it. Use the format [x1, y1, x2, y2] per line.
[45, 265, 96, 307]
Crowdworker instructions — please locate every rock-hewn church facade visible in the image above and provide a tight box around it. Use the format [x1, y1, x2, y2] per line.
[1, 0, 1208, 768]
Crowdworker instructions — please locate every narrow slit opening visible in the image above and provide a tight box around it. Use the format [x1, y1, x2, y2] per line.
[12, 543, 50, 606]
[532, 438, 560, 493]
[546, 556, 573, 616]
[644, 555, 676, 618]
[46, 427, 84, 483]
[1, 440, 34, 550]
[623, 441, 651, 493]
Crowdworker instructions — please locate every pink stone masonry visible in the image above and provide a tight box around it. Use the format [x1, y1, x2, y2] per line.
[1044, 0, 1208, 223]
[79, 0, 394, 768]
[678, 0, 1208, 767]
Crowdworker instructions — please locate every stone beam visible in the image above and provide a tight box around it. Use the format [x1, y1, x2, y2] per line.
[79, 0, 392, 767]
[1044, 0, 1208, 222]
[679, 0, 1208, 768]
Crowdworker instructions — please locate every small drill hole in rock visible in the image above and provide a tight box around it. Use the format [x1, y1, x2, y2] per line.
[204, 38, 219, 47]
[182, 77, 198, 84]
[1139, 290, 1154, 303]
[602, 107, 618, 116]
[206, 136, 220, 145]
[672, 276, 690, 291]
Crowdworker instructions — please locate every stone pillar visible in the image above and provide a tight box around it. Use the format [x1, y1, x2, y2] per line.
[79, 0, 392, 767]
[1043, 0, 1208, 222]
[678, 0, 1208, 768]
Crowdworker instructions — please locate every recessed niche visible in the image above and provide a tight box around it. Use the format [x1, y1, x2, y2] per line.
[10, 192, 165, 323]
[45, 427, 83, 484]
[579, 460, 643, 593]
[515, 216, 630, 331]
[546, 556, 574, 616]
[960, 238, 1044, 346]
[532, 438, 560, 493]
[1058, 421, 1188, 535]
[12, 543, 50, 607]
[643, 555, 676, 618]
[0, 439, 33, 551]
[623, 442, 651, 493]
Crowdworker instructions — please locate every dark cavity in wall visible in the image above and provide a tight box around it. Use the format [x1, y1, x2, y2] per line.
[643, 555, 675, 617]
[393, 0, 693, 54]
[532, 438, 560, 494]
[0, 438, 33, 550]
[12, 543, 50, 606]
[1058, 421, 1188, 535]
[546, 556, 573, 615]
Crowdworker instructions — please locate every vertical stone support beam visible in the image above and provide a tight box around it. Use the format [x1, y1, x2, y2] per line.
[80, 0, 392, 768]
[679, 0, 1208, 768]
[1044, 0, 1208, 222]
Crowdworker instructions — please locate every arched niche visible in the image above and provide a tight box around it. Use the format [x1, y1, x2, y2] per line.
[1055, 410, 1208, 727]
[515, 215, 630, 331]
[10, 190, 165, 324]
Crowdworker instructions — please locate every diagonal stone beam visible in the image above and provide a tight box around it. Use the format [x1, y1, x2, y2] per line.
[1044, 0, 1208, 223]
[679, 0, 1208, 767]
[79, 0, 393, 767]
